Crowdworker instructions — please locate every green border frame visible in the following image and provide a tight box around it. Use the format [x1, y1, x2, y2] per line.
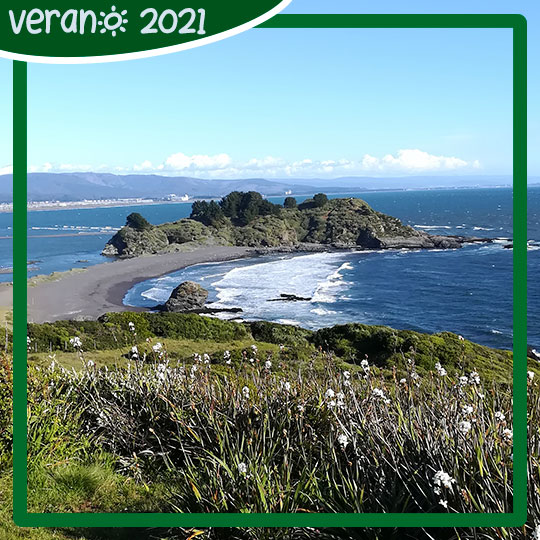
[12, 13, 527, 528]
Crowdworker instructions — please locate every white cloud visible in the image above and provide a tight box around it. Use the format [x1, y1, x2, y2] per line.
[133, 160, 154, 172]
[361, 149, 470, 172]
[164, 152, 232, 171]
[25, 149, 480, 178]
[0, 165, 13, 175]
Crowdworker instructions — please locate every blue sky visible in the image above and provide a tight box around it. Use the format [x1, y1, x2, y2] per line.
[0, 0, 538, 180]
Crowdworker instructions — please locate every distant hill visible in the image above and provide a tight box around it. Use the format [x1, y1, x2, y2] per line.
[0, 172, 337, 203]
[0, 172, 526, 203]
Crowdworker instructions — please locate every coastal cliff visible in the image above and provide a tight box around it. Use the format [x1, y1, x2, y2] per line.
[102, 192, 483, 258]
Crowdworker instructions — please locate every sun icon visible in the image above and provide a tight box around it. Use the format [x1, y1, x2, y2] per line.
[97, 6, 128, 37]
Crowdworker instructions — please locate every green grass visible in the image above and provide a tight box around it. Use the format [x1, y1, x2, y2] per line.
[26, 312, 537, 385]
[3, 313, 540, 539]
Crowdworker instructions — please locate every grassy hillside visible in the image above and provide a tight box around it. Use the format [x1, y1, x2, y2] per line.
[26, 312, 526, 384]
[2, 315, 539, 539]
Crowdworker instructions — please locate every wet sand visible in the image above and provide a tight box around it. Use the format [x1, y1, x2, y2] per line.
[21, 246, 255, 323]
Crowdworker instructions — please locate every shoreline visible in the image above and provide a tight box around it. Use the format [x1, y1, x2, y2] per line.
[25, 246, 257, 323]
[0, 185, 517, 214]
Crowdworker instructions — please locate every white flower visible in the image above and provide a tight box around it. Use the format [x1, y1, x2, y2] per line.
[69, 336, 82, 349]
[251, 344, 258, 353]
[433, 470, 455, 490]
[495, 411, 506, 422]
[360, 359, 370, 373]
[372, 388, 387, 399]
[502, 428, 513, 440]
[157, 363, 167, 372]
[283, 381, 291, 392]
[458, 335, 465, 341]
[458, 421, 472, 435]
[528, 371, 535, 381]
[203, 353, 211, 364]
[242, 386, 250, 398]
[399, 378, 407, 384]
[337, 433, 348, 449]
[462, 405, 474, 416]
[343, 370, 351, 380]
[327, 400, 336, 408]
[435, 362, 447, 376]
[325, 388, 335, 400]
[439, 499, 448, 509]
[265, 360, 272, 370]
[238, 462, 247, 474]
[469, 371, 480, 385]
[458, 376, 469, 386]
[128, 321, 135, 332]
[86, 359, 95, 368]
[224, 350, 231, 364]
[411, 371, 419, 381]
[152, 342, 163, 353]
[532, 524, 540, 540]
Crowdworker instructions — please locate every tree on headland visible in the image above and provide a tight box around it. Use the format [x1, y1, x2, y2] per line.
[283, 197, 297, 208]
[193, 191, 282, 226]
[190, 200, 225, 227]
[298, 193, 329, 211]
[313, 193, 329, 208]
[126, 212, 152, 231]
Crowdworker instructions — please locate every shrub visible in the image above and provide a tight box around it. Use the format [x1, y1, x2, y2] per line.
[190, 200, 226, 227]
[248, 320, 312, 347]
[219, 191, 281, 226]
[313, 193, 329, 208]
[125, 212, 152, 231]
[283, 196, 297, 208]
[298, 193, 329, 211]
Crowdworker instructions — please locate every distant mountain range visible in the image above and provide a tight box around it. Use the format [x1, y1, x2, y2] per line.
[0, 172, 528, 203]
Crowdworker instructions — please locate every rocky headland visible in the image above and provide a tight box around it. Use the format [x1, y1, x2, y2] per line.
[102, 192, 492, 258]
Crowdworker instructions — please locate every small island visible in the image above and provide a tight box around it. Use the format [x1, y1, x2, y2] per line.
[102, 191, 489, 258]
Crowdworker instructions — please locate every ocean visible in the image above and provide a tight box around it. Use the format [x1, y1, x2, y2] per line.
[0, 187, 538, 350]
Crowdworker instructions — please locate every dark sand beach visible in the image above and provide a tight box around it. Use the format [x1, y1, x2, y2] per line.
[16, 246, 255, 323]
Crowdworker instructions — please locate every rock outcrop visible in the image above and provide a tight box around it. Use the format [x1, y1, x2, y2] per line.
[161, 281, 209, 313]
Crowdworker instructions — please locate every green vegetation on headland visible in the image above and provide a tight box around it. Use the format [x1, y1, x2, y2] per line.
[102, 192, 475, 258]
[1, 313, 539, 538]
[27, 312, 524, 383]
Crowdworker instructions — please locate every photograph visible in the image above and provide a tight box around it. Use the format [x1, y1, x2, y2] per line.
[0, 1, 538, 539]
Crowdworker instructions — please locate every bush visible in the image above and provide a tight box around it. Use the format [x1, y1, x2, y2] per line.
[312, 323, 515, 381]
[125, 212, 152, 231]
[219, 191, 281, 226]
[298, 193, 329, 211]
[248, 320, 312, 347]
[190, 200, 226, 227]
[313, 193, 329, 208]
[283, 197, 297, 209]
